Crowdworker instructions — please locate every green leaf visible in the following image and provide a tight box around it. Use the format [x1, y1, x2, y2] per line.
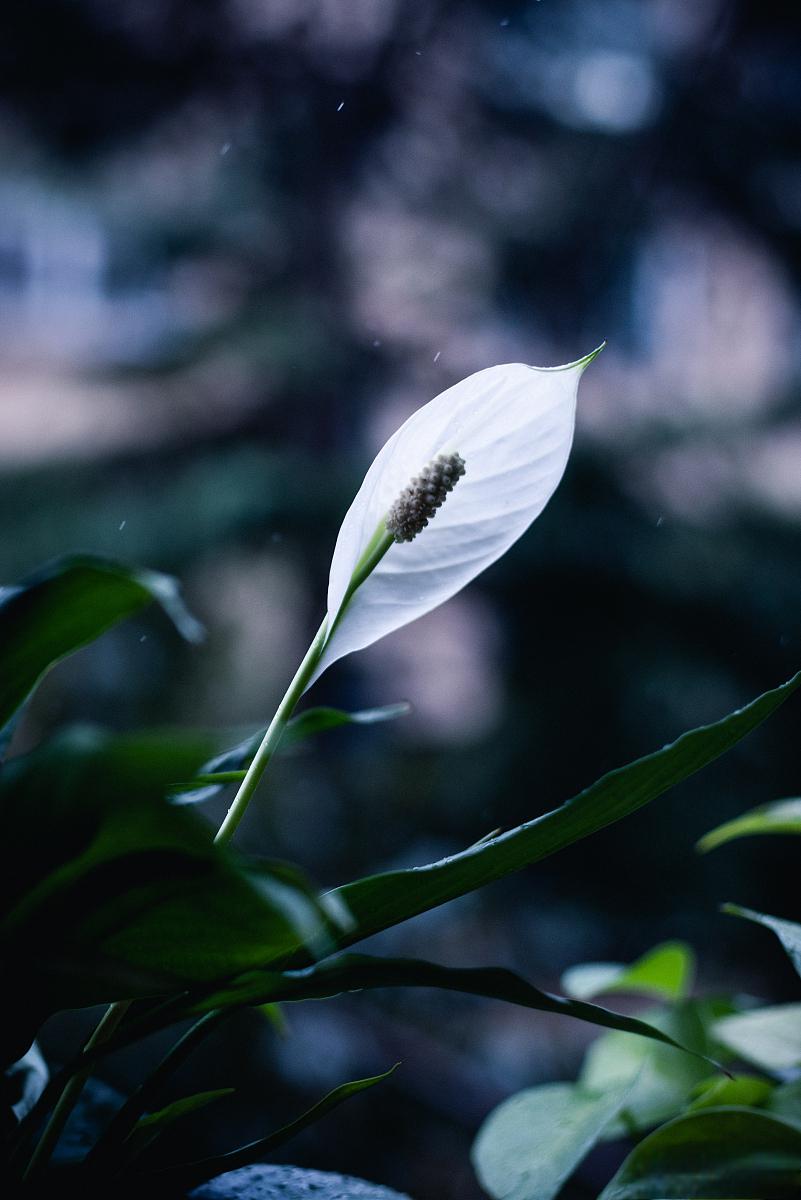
[697, 798, 801, 852]
[599, 1107, 801, 1199]
[0, 727, 332, 1058]
[173, 702, 410, 803]
[472, 1080, 634, 1200]
[124, 1089, 235, 1161]
[322, 673, 801, 954]
[284, 702, 411, 745]
[687, 1073, 774, 1112]
[111, 956, 723, 1069]
[149, 1065, 398, 1192]
[768, 1080, 801, 1126]
[562, 942, 695, 1003]
[0, 556, 203, 731]
[579, 1001, 723, 1139]
[713, 1004, 801, 1073]
[723, 904, 801, 981]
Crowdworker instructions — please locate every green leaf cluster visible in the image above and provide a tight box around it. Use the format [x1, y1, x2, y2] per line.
[2, 554, 800, 1192]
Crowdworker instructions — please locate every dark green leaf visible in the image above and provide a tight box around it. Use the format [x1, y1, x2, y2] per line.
[472, 1080, 634, 1200]
[112, 955, 723, 1068]
[174, 703, 410, 804]
[149, 1066, 398, 1192]
[0, 556, 203, 731]
[697, 798, 801, 851]
[0, 728, 332, 1054]
[562, 942, 695, 1003]
[123, 1089, 235, 1162]
[324, 673, 801, 953]
[723, 904, 801, 981]
[599, 1107, 801, 1199]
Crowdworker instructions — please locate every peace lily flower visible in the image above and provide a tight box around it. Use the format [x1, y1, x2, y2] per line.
[216, 346, 602, 842]
[309, 347, 603, 686]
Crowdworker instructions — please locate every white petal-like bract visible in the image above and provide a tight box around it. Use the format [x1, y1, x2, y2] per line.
[309, 352, 600, 687]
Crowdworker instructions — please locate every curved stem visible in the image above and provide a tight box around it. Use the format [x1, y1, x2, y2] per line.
[213, 616, 328, 847]
[214, 524, 394, 849]
[23, 1001, 129, 1181]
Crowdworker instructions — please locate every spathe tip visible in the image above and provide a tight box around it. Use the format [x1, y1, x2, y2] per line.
[576, 340, 606, 372]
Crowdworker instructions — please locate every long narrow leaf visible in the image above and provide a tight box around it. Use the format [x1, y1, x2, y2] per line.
[698, 798, 801, 852]
[723, 905, 801, 981]
[101, 955, 723, 1070]
[323, 673, 800, 951]
[147, 1066, 398, 1193]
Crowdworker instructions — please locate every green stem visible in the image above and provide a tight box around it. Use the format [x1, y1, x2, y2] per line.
[23, 521, 396, 1177]
[23, 1001, 129, 1182]
[213, 617, 328, 846]
[214, 522, 394, 848]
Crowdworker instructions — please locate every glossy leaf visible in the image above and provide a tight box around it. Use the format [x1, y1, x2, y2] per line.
[150, 1066, 398, 1192]
[472, 1080, 633, 1200]
[687, 1073, 774, 1111]
[310, 354, 601, 687]
[697, 798, 801, 852]
[712, 1004, 801, 1073]
[322, 672, 801, 954]
[599, 1107, 801, 1200]
[562, 942, 694, 1003]
[723, 904, 801, 981]
[174, 703, 410, 805]
[0, 556, 203, 731]
[109, 956, 722, 1068]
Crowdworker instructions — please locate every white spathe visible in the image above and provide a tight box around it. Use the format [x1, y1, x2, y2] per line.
[308, 350, 601, 687]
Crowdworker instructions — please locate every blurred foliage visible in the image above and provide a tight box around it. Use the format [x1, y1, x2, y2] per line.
[2, 2, 801, 1197]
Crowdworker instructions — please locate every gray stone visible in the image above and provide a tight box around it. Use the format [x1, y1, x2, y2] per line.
[191, 1164, 411, 1200]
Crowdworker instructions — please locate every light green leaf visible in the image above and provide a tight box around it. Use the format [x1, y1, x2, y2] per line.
[562, 942, 695, 1003]
[687, 1074, 774, 1112]
[723, 905, 801, 981]
[321, 671, 801, 955]
[580, 1002, 720, 1139]
[472, 1081, 633, 1200]
[698, 798, 801, 852]
[713, 1005, 801, 1073]
[0, 556, 203, 731]
[599, 1107, 801, 1199]
[768, 1080, 801, 1126]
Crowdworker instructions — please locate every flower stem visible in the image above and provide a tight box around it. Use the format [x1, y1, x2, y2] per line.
[214, 523, 394, 848]
[214, 615, 328, 846]
[24, 524, 396, 1178]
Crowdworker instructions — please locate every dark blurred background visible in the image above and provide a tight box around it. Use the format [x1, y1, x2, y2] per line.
[2, 2, 801, 1196]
